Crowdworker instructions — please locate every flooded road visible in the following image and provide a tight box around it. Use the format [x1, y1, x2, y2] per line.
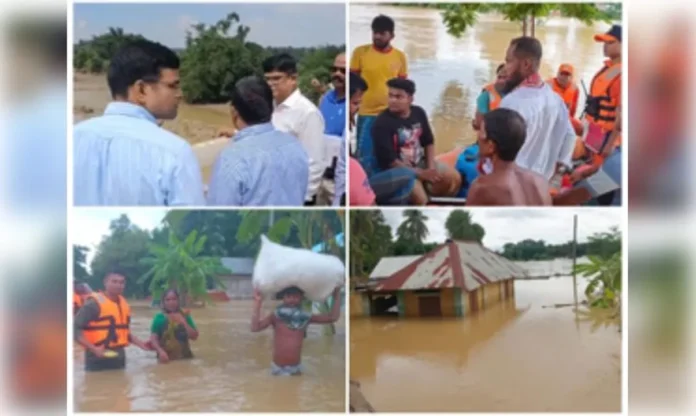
[350, 5, 612, 154]
[350, 277, 621, 412]
[74, 300, 345, 412]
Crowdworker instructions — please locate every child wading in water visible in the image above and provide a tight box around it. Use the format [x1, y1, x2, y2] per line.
[251, 285, 342, 375]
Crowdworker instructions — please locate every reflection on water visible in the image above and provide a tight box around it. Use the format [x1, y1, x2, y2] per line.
[74, 301, 345, 412]
[350, 5, 612, 153]
[350, 278, 620, 412]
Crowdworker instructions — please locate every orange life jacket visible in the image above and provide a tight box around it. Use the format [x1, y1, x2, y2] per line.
[73, 293, 83, 314]
[83, 292, 131, 349]
[584, 61, 622, 135]
[483, 83, 502, 111]
[547, 78, 578, 115]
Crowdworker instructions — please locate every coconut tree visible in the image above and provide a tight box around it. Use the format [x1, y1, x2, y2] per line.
[397, 209, 430, 245]
[138, 229, 229, 307]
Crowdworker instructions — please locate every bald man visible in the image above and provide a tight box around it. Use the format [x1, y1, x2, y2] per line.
[318, 53, 347, 136]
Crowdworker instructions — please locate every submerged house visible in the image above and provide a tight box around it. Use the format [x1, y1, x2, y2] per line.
[351, 239, 528, 318]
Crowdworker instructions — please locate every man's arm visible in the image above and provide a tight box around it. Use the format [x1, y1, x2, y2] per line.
[74, 299, 101, 354]
[250, 290, 275, 332]
[372, 117, 404, 170]
[310, 288, 342, 324]
[556, 105, 576, 171]
[570, 86, 579, 118]
[298, 111, 326, 200]
[601, 77, 622, 157]
[418, 108, 436, 170]
[169, 146, 206, 206]
[349, 47, 362, 74]
[466, 180, 493, 206]
[398, 50, 408, 78]
[128, 333, 150, 350]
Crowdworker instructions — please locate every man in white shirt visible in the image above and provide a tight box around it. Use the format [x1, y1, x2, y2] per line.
[263, 53, 326, 205]
[499, 37, 575, 181]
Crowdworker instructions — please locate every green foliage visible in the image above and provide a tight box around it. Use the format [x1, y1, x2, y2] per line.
[89, 214, 152, 298]
[575, 251, 621, 310]
[439, 3, 612, 38]
[73, 15, 344, 104]
[444, 210, 485, 242]
[138, 229, 229, 305]
[73, 245, 91, 282]
[500, 226, 621, 261]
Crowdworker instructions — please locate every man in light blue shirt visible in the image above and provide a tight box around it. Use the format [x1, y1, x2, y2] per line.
[73, 40, 204, 206]
[318, 53, 346, 136]
[207, 76, 309, 206]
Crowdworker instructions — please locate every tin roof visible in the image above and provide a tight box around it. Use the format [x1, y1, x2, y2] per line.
[220, 257, 255, 275]
[374, 240, 529, 292]
[370, 255, 421, 280]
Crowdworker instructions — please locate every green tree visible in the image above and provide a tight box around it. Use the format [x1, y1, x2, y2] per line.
[73, 245, 91, 282]
[575, 251, 621, 311]
[138, 229, 229, 306]
[396, 209, 429, 244]
[444, 210, 485, 242]
[89, 214, 151, 298]
[73, 26, 145, 72]
[349, 210, 393, 281]
[441, 3, 610, 38]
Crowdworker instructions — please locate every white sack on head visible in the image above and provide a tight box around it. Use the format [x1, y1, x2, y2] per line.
[252, 235, 344, 301]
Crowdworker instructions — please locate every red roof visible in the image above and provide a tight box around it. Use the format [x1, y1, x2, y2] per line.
[374, 240, 528, 292]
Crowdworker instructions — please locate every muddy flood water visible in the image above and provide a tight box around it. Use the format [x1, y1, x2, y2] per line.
[74, 300, 345, 412]
[350, 5, 613, 154]
[350, 277, 621, 412]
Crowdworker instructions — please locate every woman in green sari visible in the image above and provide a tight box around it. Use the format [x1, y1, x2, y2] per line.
[149, 289, 199, 363]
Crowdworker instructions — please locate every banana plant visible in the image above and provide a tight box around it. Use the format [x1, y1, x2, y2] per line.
[139, 229, 229, 307]
[574, 251, 621, 312]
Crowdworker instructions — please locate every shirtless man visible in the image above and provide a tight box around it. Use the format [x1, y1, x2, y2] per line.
[251, 285, 342, 375]
[467, 108, 551, 206]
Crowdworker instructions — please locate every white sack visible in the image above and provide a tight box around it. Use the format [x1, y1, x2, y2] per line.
[252, 235, 344, 301]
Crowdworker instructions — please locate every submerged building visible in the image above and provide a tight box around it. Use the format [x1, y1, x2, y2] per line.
[351, 239, 528, 318]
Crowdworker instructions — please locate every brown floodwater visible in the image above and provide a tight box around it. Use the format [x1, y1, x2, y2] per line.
[74, 300, 345, 412]
[350, 277, 621, 412]
[350, 5, 613, 154]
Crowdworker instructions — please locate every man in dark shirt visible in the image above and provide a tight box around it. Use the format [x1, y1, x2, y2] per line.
[467, 108, 552, 206]
[74, 273, 150, 371]
[371, 78, 461, 204]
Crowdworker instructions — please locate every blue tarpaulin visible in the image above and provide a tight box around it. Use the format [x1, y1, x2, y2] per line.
[311, 232, 344, 253]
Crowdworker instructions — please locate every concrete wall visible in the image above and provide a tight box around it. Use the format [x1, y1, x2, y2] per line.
[350, 292, 368, 317]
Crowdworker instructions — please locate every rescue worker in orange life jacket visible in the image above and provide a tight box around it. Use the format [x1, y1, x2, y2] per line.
[472, 63, 507, 130]
[583, 24, 622, 160]
[547, 64, 583, 135]
[74, 272, 151, 371]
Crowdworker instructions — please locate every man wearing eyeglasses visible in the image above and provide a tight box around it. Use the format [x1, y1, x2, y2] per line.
[264, 53, 326, 206]
[73, 39, 204, 206]
[318, 53, 347, 137]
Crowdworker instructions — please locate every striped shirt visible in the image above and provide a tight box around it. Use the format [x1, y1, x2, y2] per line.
[73, 102, 205, 206]
[207, 122, 309, 206]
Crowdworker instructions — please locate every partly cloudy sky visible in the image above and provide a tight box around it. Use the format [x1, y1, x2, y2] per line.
[379, 208, 622, 250]
[73, 3, 346, 48]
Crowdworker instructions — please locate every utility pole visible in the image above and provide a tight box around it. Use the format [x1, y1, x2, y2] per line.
[572, 214, 579, 308]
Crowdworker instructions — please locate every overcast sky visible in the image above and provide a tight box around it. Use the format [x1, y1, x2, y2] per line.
[379, 208, 622, 250]
[73, 3, 346, 48]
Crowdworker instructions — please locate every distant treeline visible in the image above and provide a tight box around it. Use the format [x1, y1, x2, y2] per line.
[498, 228, 621, 261]
[73, 13, 344, 103]
[392, 2, 622, 20]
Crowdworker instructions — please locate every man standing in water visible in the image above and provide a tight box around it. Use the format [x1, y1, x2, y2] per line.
[74, 273, 151, 371]
[499, 37, 576, 181]
[467, 108, 551, 206]
[264, 53, 326, 206]
[251, 286, 342, 376]
[73, 40, 204, 206]
[350, 14, 408, 175]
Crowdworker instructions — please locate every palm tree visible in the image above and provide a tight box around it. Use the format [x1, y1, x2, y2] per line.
[397, 209, 430, 244]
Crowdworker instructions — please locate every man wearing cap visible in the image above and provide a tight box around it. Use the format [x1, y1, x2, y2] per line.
[573, 24, 622, 205]
[548, 64, 580, 119]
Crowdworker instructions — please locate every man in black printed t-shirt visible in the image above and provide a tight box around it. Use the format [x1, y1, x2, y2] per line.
[371, 78, 461, 204]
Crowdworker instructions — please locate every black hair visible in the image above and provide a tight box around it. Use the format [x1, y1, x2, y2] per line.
[161, 288, 181, 312]
[229, 76, 274, 124]
[262, 53, 297, 75]
[107, 40, 180, 98]
[496, 63, 505, 73]
[372, 15, 395, 33]
[276, 286, 305, 299]
[509, 36, 543, 63]
[386, 77, 415, 96]
[350, 72, 368, 99]
[483, 108, 527, 162]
